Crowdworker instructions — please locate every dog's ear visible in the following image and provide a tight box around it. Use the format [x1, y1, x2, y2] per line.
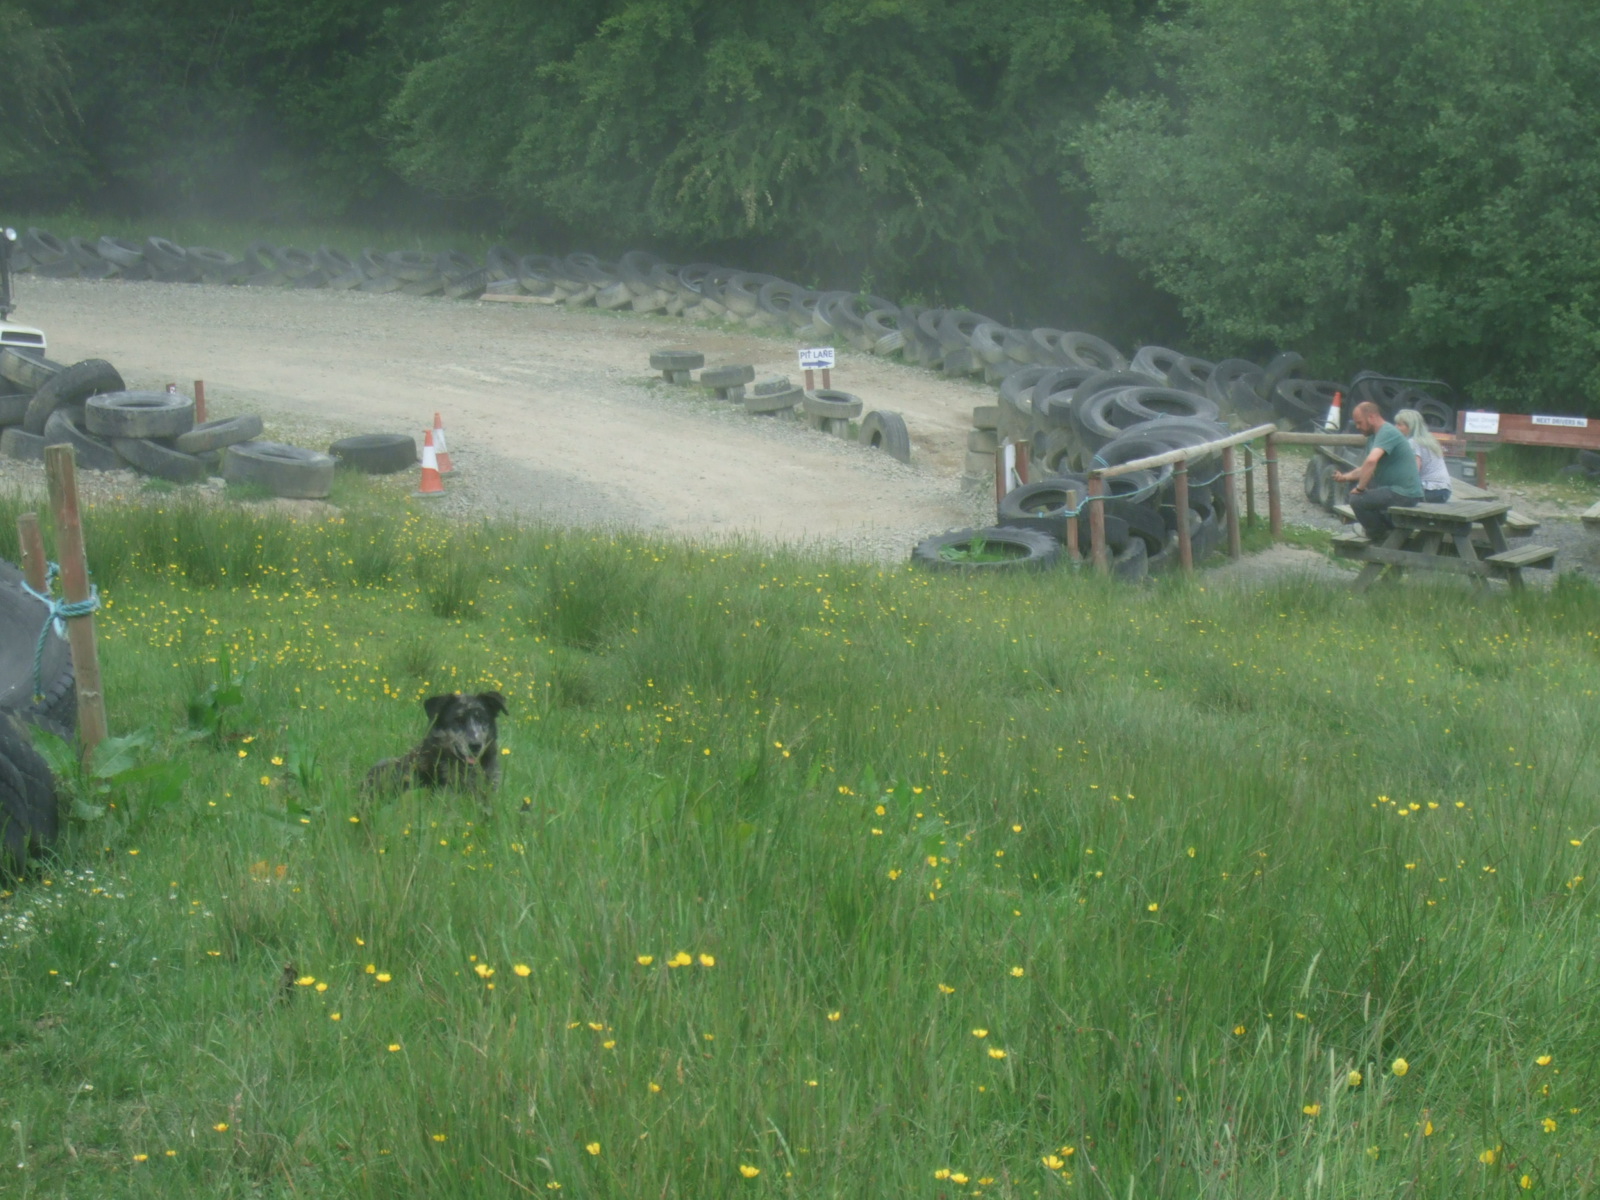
[478, 690, 508, 716]
[422, 693, 457, 723]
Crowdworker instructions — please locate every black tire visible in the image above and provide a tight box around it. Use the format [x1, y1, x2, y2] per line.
[1031, 367, 1097, 426]
[111, 436, 209, 483]
[1110, 535, 1149, 582]
[22, 358, 126, 435]
[650, 349, 706, 373]
[0, 713, 60, 875]
[802, 390, 863, 421]
[0, 392, 28, 427]
[385, 250, 436, 283]
[1129, 346, 1186, 380]
[700, 364, 755, 389]
[43, 411, 122, 472]
[443, 267, 489, 300]
[189, 247, 248, 285]
[860, 411, 911, 462]
[222, 441, 335, 498]
[0, 560, 76, 743]
[1166, 356, 1215, 395]
[1206, 359, 1260, 409]
[20, 228, 68, 264]
[1113, 387, 1222, 425]
[1072, 387, 1142, 446]
[175, 414, 265, 455]
[85, 391, 196, 439]
[1058, 332, 1128, 372]
[96, 236, 145, 269]
[0, 348, 64, 392]
[144, 236, 200, 282]
[911, 527, 1062, 573]
[1100, 497, 1168, 554]
[744, 386, 801, 415]
[1303, 458, 1321, 504]
[329, 433, 418, 474]
[1000, 365, 1050, 420]
[1000, 478, 1097, 534]
[1, 428, 44, 461]
[1030, 428, 1082, 476]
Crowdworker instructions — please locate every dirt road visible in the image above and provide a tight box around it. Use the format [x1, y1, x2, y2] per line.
[10, 278, 996, 559]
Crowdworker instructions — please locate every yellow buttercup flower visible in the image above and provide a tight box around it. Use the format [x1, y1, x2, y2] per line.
[827, 1011, 841, 1022]
[988, 1047, 1007, 1059]
[586, 1142, 601, 1156]
[1480, 1147, 1498, 1165]
[1043, 1154, 1065, 1170]
[699, 954, 715, 967]
[738, 1164, 761, 1178]
[432, 1133, 447, 1143]
[938, 983, 955, 994]
[473, 963, 494, 979]
[1542, 1117, 1558, 1133]
[1303, 1104, 1321, 1116]
[972, 1028, 988, 1038]
[214, 1123, 229, 1132]
[1536, 1054, 1553, 1066]
[636, 955, 654, 966]
[1348, 1070, 1363, 1087]
[1009, 966, 1024, 977]
[513, 963, 531, 977]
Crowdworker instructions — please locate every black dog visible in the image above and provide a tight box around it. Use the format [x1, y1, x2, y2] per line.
[365, 691, 507, 794]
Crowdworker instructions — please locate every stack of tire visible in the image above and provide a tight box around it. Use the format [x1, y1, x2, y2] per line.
[0, 348, 331, 498]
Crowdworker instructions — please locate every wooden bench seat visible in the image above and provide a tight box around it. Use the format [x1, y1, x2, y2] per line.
[1484, 544, 1557, 569]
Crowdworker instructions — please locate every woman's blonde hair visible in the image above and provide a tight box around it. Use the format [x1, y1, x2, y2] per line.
[1393, 408, 1442, 457]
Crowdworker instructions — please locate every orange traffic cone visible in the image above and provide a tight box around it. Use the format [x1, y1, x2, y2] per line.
[433, 412, 454, 474]
[415, 430, 445, 498]
[1325, 390, 1343, 431]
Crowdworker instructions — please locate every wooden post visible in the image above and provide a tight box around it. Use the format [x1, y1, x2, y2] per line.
[1476, 449, 1488, 487]
[1266, 433, 1283, 541]
[43, 446, 108, 761]
[804, 368, 815, 392]
[1173, 460, 1193, 572]
[1244, 446, 1257, 528]
[1064, 488, 1080, 561]
[194, 379, 207, 424]
[1221, 445, 1242, 559]
[822, 368, 832, 390]
[1088, 474, 1108, 574]
[17, 512, 47, 592]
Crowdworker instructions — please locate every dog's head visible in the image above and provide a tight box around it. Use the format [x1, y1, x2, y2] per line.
[422, 691, 507, 763]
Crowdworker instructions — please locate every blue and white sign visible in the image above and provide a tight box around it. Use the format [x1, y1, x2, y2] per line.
[798, 347, 835, 371]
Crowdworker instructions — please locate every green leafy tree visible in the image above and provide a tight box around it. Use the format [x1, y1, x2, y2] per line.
[1082, 0, 1600, 413]
[0, 4, 85, 206]
[388, 0, 1161, 324]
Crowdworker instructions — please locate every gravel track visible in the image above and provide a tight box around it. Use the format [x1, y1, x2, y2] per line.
[3, 277, 1595, 580]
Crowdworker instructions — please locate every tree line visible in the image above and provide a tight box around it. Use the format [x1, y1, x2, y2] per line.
[5, 0, 1599, 414]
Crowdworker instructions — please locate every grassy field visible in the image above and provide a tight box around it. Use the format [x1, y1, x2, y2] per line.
[1, 487, 1597, 1198]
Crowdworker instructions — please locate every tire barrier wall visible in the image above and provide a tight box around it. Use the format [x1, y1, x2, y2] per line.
[11, 227, 1464, 572]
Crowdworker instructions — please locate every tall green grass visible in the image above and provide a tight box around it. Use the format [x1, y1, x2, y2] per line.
[1, 494, 1597, 1197]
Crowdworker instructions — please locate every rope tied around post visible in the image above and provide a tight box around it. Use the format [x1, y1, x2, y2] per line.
[19, 560, 100, 701]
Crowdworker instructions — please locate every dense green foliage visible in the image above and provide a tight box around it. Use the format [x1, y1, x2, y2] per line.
[2, 492, 1599, 1196]
[11, 0, 1600, 407]
[1083, 0, 1600, 414]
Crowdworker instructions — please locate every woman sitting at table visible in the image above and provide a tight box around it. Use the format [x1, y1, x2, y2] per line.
[1394, 408, 1452, 503]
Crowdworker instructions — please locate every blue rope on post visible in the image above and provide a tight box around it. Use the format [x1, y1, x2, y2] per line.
[20, 561, 99, 701]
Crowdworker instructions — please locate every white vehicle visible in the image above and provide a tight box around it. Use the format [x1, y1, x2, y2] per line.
[0, 226, 48, 359]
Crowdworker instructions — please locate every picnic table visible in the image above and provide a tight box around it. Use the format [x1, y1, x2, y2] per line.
[1330, 499, 1557, 591]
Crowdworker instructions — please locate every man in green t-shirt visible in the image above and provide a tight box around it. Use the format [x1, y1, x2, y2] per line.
[1333, 401, 1424, 538]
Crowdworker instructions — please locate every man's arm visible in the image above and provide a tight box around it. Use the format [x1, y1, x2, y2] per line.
[1334, 447, 1384, 491]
